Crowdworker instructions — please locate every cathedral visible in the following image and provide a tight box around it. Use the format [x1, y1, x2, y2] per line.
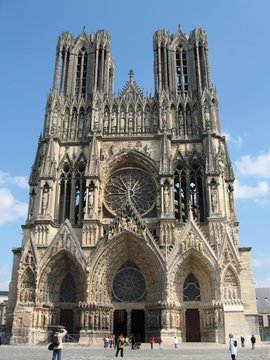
[6, 26, 259, 344]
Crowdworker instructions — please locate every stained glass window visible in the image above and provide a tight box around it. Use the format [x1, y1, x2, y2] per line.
[113, 262, 146, 302]
[183, 273, 201, 301]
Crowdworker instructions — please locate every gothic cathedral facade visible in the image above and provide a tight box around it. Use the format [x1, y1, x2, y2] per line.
[6, 26, 259, 344]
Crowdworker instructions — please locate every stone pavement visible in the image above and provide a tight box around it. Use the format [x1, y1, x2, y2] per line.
[0, 343, 269, 360]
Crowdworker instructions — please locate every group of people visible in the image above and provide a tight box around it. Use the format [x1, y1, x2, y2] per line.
[103, 333, 140, 350]
[148, 336, 179, 349]
[229, 333, 256, 359]
[48, 328, 258, 360]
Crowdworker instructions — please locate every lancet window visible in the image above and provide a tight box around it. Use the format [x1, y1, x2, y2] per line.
[58, 162, 86, 224]
[75, 47, 88, 98]
[174, 162, 204, 222]
[176, 45, 188, 94]
[58, 48, 70, 95]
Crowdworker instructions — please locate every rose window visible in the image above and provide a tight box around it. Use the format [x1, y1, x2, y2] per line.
[104, 168, 156, 215]
[112, 266, 146, 302]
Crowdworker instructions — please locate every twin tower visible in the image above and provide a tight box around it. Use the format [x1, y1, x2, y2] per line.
[7, 26, 258, 344]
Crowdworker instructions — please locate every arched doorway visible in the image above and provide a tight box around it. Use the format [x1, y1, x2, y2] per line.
[59, 274, 76, 334]
[185, 309, 201, 342]
[112, 261, 146, 341]
[38, 249, 87, 337]
[183, 273, 201, 342]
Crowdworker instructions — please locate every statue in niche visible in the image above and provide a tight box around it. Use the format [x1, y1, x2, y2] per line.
[161, 105, 166, 129]
[41, 187, 49, 215]
[93, 107, 99, 130]
[186, 108, 192, 135]
[128, 110, 134, 131]
[51, 108, 57, 135]
[204, 104, 210, 129]
[145, 108, 150, 132]
[63, 112, 69, 139]
[178, 109, 184, 136]
[88, 191, 94, 209]
[228, 185, 234, 211]
[111, 110, 116, 132]
[210, 179, 218, 213]
[103, 110, 109, 132]
[137, 109, 142, 131]
[211, 187, 218, 213]
[78, 112, 84, 139]
[70, 111, 76, 139]
[192, 110, 200, 136]
[211, 100, 217, 131]
[164, 184, 170, 213]
[29, 190, 36, 217]
[120, 109, 125, 132]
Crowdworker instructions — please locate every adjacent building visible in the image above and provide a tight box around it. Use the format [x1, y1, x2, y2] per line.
[256, 288, 270, 341]
[6, 26, 259, 344]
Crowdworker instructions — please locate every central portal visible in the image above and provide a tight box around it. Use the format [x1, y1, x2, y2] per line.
[113, 309, 145, 341]
[131, 309, 145, 342]
[60, 309, 74, 335]
[113, 310, 127, 336]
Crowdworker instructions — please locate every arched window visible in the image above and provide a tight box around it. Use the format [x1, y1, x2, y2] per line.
[174, 166, 187, 222]
[176, 45, 188, 95]
[74, 163, 86, 225]
[183, 273, 201, 301]
[60, 274, 76, 302]
[75, 47, 88, 98]
[174, 163, 204, 222]
[78, 107, 85, 139]
[58, 163, 72, 223]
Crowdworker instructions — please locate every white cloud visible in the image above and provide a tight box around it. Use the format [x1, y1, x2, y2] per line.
[0, 170, 28, 189]
[236, 148, 270, 178]
[222, 131, 243, 148]
[0, 187, 28, 225]
[234, 179, 270, 199]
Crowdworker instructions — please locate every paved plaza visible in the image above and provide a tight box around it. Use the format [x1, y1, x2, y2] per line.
[0, 343, 270, 360]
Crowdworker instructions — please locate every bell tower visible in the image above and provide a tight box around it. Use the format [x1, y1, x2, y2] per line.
[6, 26, 258, 345]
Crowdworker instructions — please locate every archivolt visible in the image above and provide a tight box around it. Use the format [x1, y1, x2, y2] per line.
[170, 249, 218, 303]
[37, 250, 87, 304]
[88, 233, 165, 304]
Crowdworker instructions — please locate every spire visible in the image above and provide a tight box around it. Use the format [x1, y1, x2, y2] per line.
[129, 69, 134, 82]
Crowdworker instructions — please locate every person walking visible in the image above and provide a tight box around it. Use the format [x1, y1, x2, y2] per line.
[114, 334, 125, 358]
[229, 333, 237, 360]
[149, 336, 154, 349]
[250, 334, 256, 349]
[157, 337, 162, 349]
[173, 336, 178, 349]
[51, 327, 67, 360]
[240, 336, 245, 347]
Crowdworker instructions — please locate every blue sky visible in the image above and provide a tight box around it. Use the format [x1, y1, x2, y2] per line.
[0, 0, 270, 290]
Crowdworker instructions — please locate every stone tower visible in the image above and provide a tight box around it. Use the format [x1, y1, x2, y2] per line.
[6, 26, 259, 344]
